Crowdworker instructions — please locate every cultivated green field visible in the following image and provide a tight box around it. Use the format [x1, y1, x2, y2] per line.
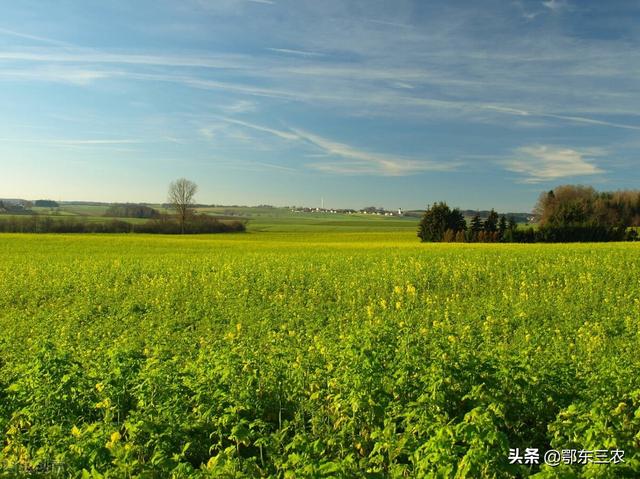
[0, 205, 421, 232]
[1, 232, 639, 477]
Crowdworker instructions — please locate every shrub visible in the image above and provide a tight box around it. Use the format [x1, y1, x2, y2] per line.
[134, 214, 246, 234]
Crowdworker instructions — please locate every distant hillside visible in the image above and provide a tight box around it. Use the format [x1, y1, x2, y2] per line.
[0, 199, 32, 214]
[462, 210, 533, 224]
[1, 199, 534, 225]
[60, 201, 111, 206]
[405, 209, 533, 223]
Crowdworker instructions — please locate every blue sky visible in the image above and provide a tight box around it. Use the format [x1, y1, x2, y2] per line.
[1, 0, 639, 211]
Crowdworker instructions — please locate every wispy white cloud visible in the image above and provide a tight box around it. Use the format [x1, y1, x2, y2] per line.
[482, 104, 640, 131]
[192, 0, 275, 11]
[512, 0, 543, 20]
[210, 117, 455, 176]
[247, 161, 294, 172]
[0, 49, 251, 69]
[365, 19, 413, 29]
[292, 128, 454, 176]
[52, 139, 142, 145]
[198, 122, 260, 145]
[212, 159, 295, 173]
[392, 82, 414, 90]
[540, 113, 640, 131]
[219, 117, 299, 140]
[267, 48, 324, 57]
[306, 159, 449, 176]
[0, 66, 114, 85]
[2, 31, 640, 133]
[1, 0, 640, 191]
[542, 0, 569, 12]
[198, 124, 223, 140]
[220, 100, 258, 113]
[169, 75, 296, 99]
[3, 54, 640, 134]
[503, 145, 605, 183]
[0, 138, 141, 145]
[0, 137, 146, 153]
[0, 27, 72, 47]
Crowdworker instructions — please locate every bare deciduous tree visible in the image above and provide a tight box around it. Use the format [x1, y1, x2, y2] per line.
[168, 178, 198, 234]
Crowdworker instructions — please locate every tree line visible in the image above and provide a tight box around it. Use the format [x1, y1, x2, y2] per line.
[104, 204, 159, 219]
[0, 178, 246, 235]
[534, 185, 640, 228]
[417, 203, 521, 243]
[419, 185, 640, 243]
[0, 215, 246, 234]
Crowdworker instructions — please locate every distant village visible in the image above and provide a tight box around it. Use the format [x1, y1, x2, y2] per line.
[290, 206, 406, 217]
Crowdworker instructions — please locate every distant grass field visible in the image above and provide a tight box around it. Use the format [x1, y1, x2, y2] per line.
[0, 214, 150, 225]
[246, 215, 418, 232]
[0, 205, 420, 233]
[195, 207, 420, 232]
[0, 232, 638, 477]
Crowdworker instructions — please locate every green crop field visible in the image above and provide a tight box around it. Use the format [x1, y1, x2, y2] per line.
[194, 207, 420, 232]
[0, 205, 422, 233]
[1, 232, 639, 477]
[246, 216, 418, 233]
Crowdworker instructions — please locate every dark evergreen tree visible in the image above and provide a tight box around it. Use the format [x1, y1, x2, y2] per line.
[498, 215, 508, 240]
[418, 202, 467, 242]
[449, 208, 467, 232]
[470, 214, 483, 232]
[469, 214, 483, 242]
[484, 209, 499, 232]
[418, 202, 449, 242]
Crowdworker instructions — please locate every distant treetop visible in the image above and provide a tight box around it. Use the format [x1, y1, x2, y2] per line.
[105, 204, 159, 219]
[34, 200, 59, 208]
